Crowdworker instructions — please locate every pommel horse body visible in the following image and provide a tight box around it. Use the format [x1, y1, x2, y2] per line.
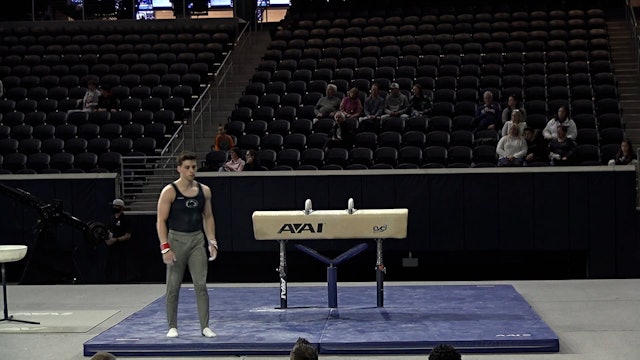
[252, 199, 408, 308]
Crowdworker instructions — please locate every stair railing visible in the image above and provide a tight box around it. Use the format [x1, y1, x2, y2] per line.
[626, 0, 640, 74]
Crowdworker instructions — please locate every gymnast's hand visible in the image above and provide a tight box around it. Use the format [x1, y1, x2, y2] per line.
[208, 243, 218, 261]
[163, 250, 176, 265]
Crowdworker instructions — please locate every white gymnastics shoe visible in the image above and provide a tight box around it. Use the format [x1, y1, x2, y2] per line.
[166, 328, 179, 338]
[202, 327, 217, 337]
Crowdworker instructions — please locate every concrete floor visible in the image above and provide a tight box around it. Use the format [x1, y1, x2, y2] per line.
[0, 280, 638, 360]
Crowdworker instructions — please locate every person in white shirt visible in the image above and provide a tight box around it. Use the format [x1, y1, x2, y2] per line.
[497, 123, 528, 167]
[501, 109, 527, 137]
[543, 105, 577, 140]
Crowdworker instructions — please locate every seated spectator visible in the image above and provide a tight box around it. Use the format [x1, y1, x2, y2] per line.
[501, 109, 527, 137]
[549, 125, 576, 166]
[91, 352, 116, 360]
[543, 105, 577, 140]
[609, 139, 637, 165]
[83, 80, 102, 111]
[328, 111, 356, 149]
[497, 122, 527, 167]
[314, 84, 341, 120]
[501, 94, 526, 124]
[214, 125, 235, 151]
[290, 337, 318, 360]
[382, 82, 410, 121]
[409, 84, 432, 117]
[340, 87, 363, 120]
[97, 87, 120, 112]
[429, 344, 462, 360]
[359, 83, 385, 132]
[219, 147, 245, 172]
[523, 128, 548, 164]
[473, 91, 501, 132]
[243, 149, 264, 171]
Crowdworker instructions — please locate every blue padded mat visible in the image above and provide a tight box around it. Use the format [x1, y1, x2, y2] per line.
[84, 285, 559, 356]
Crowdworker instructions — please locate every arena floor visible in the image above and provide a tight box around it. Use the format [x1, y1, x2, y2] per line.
[0, 280, 638, 360]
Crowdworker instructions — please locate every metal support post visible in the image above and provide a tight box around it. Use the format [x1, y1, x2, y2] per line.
[375, 238, 385, 307]
[277, 240, 287, 309]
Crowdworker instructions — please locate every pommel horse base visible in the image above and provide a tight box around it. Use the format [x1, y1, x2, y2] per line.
[252, 199, 408, 308]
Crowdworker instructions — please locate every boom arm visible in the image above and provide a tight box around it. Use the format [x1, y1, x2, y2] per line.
[0, 183, 109, 245]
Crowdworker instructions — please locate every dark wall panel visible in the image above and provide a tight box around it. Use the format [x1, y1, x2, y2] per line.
[587, 172, 617, 277]
[567, 173, 590, 251]
[395, 174, 429, 251]
[428, 174, 465, 251]
[463, 174, 500, 250]
[615, 173, 640, 277]
[533, 173, 570, 250]
[498, 173, 535, 250]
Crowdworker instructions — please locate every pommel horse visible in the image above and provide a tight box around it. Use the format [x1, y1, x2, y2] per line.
[252, 199, 408, 308]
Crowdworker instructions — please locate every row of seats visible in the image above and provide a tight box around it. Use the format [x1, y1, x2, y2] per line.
[1, 61, 208, 83]
[0, 108, 175, 126]
[225, 124, 625, 150]
[0, 135, 157, 157]
[287, 3, 606, 22]
[205, 143, 618, 172]
[0, 150, 129, 174]
[0, 19, 236, 45]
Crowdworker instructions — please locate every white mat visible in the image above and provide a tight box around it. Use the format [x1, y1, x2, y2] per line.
[0, 310, 119, 333]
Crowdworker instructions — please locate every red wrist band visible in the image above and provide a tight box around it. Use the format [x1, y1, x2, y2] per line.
[160, 243, 170, 251]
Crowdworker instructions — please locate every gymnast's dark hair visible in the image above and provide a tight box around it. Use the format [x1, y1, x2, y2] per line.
[428, 344, 462, 360]
[290, 337, 318, 360]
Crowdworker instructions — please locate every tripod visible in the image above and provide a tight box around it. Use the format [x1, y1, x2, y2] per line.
[1, 259, 39, 324]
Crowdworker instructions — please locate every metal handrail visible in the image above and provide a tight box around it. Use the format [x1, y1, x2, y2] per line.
[626, 0, 640, 74]
[189, 84, 213, 151]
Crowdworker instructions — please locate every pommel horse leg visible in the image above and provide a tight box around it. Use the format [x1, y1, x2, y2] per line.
[277, 240, 287, 309]
[375, 238, 385, 308]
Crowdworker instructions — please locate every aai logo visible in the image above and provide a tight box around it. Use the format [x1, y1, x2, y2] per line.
[373, 225, 388, 233]
[277, 223, 324, 234]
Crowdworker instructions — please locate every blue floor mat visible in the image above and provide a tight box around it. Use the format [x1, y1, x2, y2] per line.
[84, 284, 559, 356]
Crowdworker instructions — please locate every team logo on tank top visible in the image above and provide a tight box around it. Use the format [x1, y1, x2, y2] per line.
[186, 199, 199, 208]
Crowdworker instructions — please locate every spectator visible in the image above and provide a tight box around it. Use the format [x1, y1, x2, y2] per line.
[340, 87, 363, 120]
[501, 94, 526, 124]
[82, 80, 102, 112]
[497, 122, 528, 167]
[382, 82, 410, 121]
[91, 352, 116, 360]
[328, 111, 356, 148]
[290, 337, 318, 360]
[220, 147, 245, 172]
[97, 87, 120, 112]
[473, 91, 501, 132]
[549, 125, 576, 166]
[523, 128, 548, 165]
[314, 84, 341, 120]
[0, 79, 3, 99]
[429, 344, 462, 360]
[409, 84, 432, 117]
[105, 198, 132, 283]
[243, 149, 264, 171]
[359, 83, 385, 132]
[609, 139, 636, 165]
[501, 109, 527, 137]
[543, 105, 577, 140]
[214, 125, 235, 151]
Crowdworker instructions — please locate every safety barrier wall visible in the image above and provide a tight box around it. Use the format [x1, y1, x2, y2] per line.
[0, 168, 638, 283]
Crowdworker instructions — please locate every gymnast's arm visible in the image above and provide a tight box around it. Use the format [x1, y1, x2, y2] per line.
[202, 185, 218, 260]
[157, 185, 175, 265]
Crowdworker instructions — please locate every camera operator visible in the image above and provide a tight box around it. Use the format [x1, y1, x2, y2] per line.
[105, 199, 131, 283]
